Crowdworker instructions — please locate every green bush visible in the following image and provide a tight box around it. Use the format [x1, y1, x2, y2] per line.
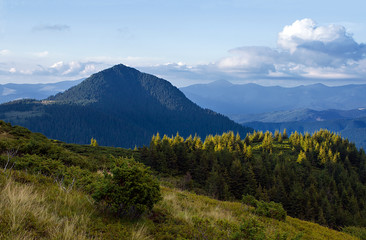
[255, 200, 287, 221]
[92, 157, 161, 218]
[342, 226, 366, 240]
[231, 218, 265, 240]
[242, 195, 287, 221]
[242, 194, 258, 207]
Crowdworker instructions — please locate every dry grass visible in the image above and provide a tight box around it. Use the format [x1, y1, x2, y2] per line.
[0, 172, 359, 240]
[130, 224, 151, 240]
[0, 176, 93, 240]
[157, 186, 359, 240]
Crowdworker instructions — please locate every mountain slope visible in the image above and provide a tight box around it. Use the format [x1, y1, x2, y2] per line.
[181, 81, 366, 115]
[0, 121, 360, 240]
[0, 64, 251, 147]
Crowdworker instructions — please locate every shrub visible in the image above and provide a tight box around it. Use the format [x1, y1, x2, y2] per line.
[231, 218, 265, 240]
[92, 157, 161, 218]
[342, 226, 366, 240]
[242, 194, 258, 207]
[255, 200, 287, 221]
[242, 194, 287, 221]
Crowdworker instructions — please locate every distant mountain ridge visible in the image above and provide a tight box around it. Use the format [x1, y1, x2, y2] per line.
[231, 108, 366, 149]
[244, 117, 366, 149]
[180, 81, 366, 116]
[232, 108, 366, 123]
[0, 64, 251, 147]
[180, 81, 366, 148]
[0, 79, 83, 103]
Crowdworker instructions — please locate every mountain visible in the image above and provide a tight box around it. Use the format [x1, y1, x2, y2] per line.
[0, 64, 251, 147]
[230, 108, 366, 149]
[244, 117, 366, 149]
[180, 81, 366, 116]
[232, 108, 366, 123]
[0, 79, 83, 103]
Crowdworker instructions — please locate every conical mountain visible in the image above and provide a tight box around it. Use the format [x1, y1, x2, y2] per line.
[0, 64, 251, 147]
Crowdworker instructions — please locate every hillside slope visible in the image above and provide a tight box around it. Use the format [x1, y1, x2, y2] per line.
[0, 64, 251, 148]
[0, 174, 359, 240]
[0, 122, 360, 240]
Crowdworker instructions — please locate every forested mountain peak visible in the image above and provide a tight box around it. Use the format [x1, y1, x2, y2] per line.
[0, 64, 251, 147]
[48, 64, 194, 112]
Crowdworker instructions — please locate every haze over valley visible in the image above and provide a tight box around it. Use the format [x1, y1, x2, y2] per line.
[1, 1, 366, 239]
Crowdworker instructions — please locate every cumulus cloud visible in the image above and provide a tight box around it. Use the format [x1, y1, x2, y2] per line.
[32, 61, 100, 77]
[139, 19, 366, 87]
[32, 24, 70, 32]
[278, 19, 366, 66]
[0, 61, 104, 79]
[212, 18, 366, 82]
[217, 47, 278, 74]
[1, 19, 365, 86]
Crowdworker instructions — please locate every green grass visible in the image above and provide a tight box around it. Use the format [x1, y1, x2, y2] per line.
[0, 122, 363, 239]
[0, 170, 359, 240]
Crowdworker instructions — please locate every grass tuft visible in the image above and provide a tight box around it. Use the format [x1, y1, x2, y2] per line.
[0, 174, 92, 240]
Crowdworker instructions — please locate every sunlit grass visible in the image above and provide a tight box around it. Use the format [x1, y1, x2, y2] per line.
[0, 170, 359, 240]
[0, 174, 93, 240]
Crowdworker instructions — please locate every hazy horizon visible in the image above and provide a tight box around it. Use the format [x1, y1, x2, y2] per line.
[1, 1, 366, 87]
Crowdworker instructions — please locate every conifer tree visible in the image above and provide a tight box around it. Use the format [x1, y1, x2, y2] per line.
[90, 137, 98, 146]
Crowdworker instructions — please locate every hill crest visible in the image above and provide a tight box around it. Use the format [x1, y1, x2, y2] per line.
[0, 64, 251, 147]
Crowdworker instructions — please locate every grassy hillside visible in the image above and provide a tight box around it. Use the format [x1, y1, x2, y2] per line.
[0, 121, 364, 239]
[0, 171, 359, 240]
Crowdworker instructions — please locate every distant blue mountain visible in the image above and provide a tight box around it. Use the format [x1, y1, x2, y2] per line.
[181, 81, 366, 148]
[244, 116, 366, 149]
[0, 79, 83, 103]
[232, 108, 366, 123]
[227, 108, 366, 149]
[180, 81, 366, 115]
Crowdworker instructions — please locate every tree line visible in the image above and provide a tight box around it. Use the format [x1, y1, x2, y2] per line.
[140, 130, 366, 228]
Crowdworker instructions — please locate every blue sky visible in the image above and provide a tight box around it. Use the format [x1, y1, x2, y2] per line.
[1, 0, 366, 86]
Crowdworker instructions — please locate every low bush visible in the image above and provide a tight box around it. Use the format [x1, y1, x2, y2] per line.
[342, 226, 366, 240]
[92, 157, 161, 218]
[242, 194, 258, 207]
[242, 194, 286, 221]
[255, 200, 287, 221]
[231, 218, 265, 240]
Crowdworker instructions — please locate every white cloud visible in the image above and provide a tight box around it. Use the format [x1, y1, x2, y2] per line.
[32, 51, 49, 57]
[0, 19, 365, 86]
[204, 18, 366, 81]
[217, 47, 278, 73]
[0, 49, 10, 55]
[35, 61, 102, 77]
[278, 19, 346, 52]
[278, 19, 366, 66]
